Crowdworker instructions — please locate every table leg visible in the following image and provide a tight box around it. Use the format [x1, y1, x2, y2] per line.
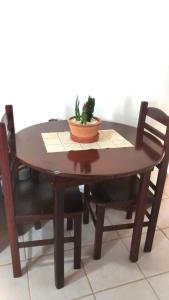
[130, 171, 151, 262]
[54, 189, 64, 289]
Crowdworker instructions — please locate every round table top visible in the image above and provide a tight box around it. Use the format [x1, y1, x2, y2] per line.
[16, 120, 164, 179]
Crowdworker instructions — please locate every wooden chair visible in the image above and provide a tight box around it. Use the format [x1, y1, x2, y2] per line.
[0, 105, 83, 277]
[84, 101, 169, 259]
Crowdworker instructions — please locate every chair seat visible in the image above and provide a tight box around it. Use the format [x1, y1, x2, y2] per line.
[15, 174, 83, 216]
[91, 176, 154, 208]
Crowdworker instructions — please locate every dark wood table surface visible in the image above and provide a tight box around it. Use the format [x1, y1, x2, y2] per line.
[16, 120, 164, 288]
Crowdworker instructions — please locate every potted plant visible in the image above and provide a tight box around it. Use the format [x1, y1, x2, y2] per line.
[68, 96, 102, 143]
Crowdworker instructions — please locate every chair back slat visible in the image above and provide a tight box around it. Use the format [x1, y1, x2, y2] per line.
[137, 101, 148, 135]
[144, 123, 165, 141]
[147, 107, 169, 126]
[149, 180, 156, 191]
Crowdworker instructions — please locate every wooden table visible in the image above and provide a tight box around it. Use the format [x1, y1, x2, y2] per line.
[16, 120, 163, 288]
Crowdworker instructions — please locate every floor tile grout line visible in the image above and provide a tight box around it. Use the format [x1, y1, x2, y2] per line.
[163, 192, 169, 198]
[105, 212, 135, 240]
[146, 269, 169, 280]
[120, 230, 169, 299]
[120, 235, 147, 280]
[79, 236, 169, 300]
[20, 234, 169, 277]
[1, 183, 169, 299]
[70, 292, 95, 300]
[119, 232, 160, 285]
[22, 238, 32, 300]
[160, 229, 169, 240]
[155, 227, 169, 242]
[146, 279, 161, 300]
[24, 253, 95, 300]
[25, 262, 32, 300]
[92, 277, 157, 297]
[0, 257, 27, 267]
[24, 241, 169, 298]
[159, 225, 169, 231]
[131, 245, 161, 300]
[22, 234, 121, 263]
[20, 217, 124, 261]
[81, 260, 97, 300]
[105, 213, 121, 239]
[0, 262, 13, 267]
[2, 257, 32, 300]
[9, 225, 169, 258]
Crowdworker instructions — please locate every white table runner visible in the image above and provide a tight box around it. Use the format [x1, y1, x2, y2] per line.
[41, 129, 134, 153]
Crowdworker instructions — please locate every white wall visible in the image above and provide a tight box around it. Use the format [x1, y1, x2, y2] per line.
[0, 0, 169, 131]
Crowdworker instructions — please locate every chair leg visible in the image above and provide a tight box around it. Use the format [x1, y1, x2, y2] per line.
[83, 185, 90, 224]
[126, 207, 133, 219]
[67, 217, 73, 230]
[144, 196, 162, 252]
[17, 224, 24, 236]
[34, 221, 42, 230]
[73, 214, 82, 269]
[83, 199, 89, 224]
[31, 169, 39, 182]
[11, 241, 22, 277]
[94, 205, 105, 260]
[126, 175, 137, 220]
[8, 226, 21, 277]
[4, 201, 22, 277]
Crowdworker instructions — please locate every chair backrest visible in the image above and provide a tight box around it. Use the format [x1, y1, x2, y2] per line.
[0, 105, 18, 219]
[1, 105, 16, 156]
[137, 101, 169, 199]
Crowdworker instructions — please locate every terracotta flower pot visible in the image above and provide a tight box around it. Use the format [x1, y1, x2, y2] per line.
[68, 116, 102, 143]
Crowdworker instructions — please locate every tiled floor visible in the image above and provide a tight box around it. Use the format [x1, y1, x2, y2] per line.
[1, 175, 169, 299]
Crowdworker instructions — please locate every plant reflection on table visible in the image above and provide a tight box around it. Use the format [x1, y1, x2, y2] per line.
[67, 149, 100, 174]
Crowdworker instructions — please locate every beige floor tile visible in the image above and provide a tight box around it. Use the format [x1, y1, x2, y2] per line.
[80, 218, 119, 247]
[2, 175, 169, 299]
[122, 231, 169, 277]
[162, 228, 169, 239]
[0, 236, 26, 266]
[150, 168, 158, 184]
[162, 192, 169, 200]
[0, 263, 30, 300]
[76, 296, 95, 300]
[148, 272, 169, 300]
[118, 226, 148, 239]
[28, 254, 92, 300]
[83, 240, 143, 292]
[106, 208, 148, 238]
[106, 208, 136, 239]
[95, 279, 158, 300]
[157, 197, 169, 229]
[24, 220, 73, 259]
[105, 208, 131, 224]
[164, 175, 169, 197]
